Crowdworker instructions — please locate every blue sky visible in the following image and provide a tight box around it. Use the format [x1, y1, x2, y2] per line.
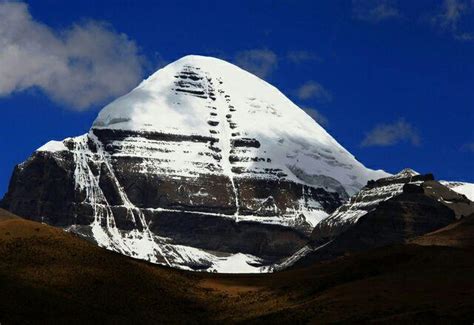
[0, 0, 473, 196]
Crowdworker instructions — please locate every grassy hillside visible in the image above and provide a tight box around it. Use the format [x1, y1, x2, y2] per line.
[1, 208, 473, 323]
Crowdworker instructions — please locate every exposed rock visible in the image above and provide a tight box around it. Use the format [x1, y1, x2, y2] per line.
[310, 168, 430, 246]
[273, 170, 474, 270]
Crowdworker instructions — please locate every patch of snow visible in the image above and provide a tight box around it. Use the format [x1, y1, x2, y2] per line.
[208, 253, 264, 273]
[441, 181, 474, 202]
[36, 140, 67, 152]
[303, 209, 328, 228]
[269, 240, 333, 272]
[92, 55, 388, 196]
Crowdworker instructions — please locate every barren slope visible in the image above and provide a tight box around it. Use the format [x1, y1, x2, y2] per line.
[1, 210, 473, 323]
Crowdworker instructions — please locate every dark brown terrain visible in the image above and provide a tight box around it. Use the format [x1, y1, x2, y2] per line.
[1, 208, 473, 324]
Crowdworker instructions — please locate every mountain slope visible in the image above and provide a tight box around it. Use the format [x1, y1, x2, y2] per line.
[441, 181, 474, 201]
[411, 214, 474, 247]
[275, 171, 474, 270]
[1, 209, 473, 323]
[310, 168, 429, 245]
[1, 55, 387, 272]
[0, 209, 211, 323]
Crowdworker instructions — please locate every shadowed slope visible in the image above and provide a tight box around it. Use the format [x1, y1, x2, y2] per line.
[0, 208, 19, 221]
[0, 209, 209, 323]
[411, 214, 474, 248]
[1, 209, 473, 323]
[284, 178, 474, 270]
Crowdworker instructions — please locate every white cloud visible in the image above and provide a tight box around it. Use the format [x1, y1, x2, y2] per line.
[302, 107, 329, 127]
[353, 0, 401, 23]
[361, 119, 420, 147]
[234, 49, 277, 79]
[0, 1, 145, 110]
[431, 0, 474, 41]
[434, 0, 467, 29]
[296, 81, 332, 102]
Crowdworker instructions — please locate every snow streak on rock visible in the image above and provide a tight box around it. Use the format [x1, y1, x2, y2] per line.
[316, 168, 422, 232]
[268, 169, 434, 271]
[63, 132, 267, 272]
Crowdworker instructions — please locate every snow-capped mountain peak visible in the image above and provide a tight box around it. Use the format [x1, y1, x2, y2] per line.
[92, 55, 387, 197]
[3, 55, 389, 273]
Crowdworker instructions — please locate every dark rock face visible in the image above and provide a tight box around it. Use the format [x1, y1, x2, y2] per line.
[1, 128, 342, 270]
[365, 172, 434, 188]
[1, 151, 78, 227]
[143, 211, 308, 258]
[422, 180, 474, 219]
[310, 168, 428, 246]
[289, 177, 474, 269]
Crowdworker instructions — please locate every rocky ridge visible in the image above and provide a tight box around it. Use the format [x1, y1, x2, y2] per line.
[273, 170, 474, 270]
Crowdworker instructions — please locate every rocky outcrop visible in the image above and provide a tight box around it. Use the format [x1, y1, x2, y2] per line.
[273, 171, 474, 270]
[310, 168, 429, 245]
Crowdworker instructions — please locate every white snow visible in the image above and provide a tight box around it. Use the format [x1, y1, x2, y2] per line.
[441, 181, 474, 202]
[302, 209, 329, 228]
[92, 55, 388, 196]
[270, 240, 333, 272]
[208, 253, 264, 273]
[37, 140, 67, 152]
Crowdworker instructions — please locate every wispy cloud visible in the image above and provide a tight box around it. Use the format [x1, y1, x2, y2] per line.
[431, 0, 474, 41]
[234, 49, 278, 79]
[302, 107, 329, 127]
[361, 119, 420, 147]
[461, 142, 474, 152]
[286, 51, 322, 64]
[0, 1, 145, 110]
[353, 0, 401, 23]
[296, 81, 332, 102]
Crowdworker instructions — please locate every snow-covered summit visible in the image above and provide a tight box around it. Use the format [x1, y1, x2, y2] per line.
[91, 55, 387, 196]
[93, 55, 324, 135]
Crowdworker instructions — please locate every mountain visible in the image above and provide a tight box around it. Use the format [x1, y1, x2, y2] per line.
[2, 209, 474, 323]
[0, 55, 387, 272]
[274, 170, 474, 270]
[440, 181, 474, 201]
[310, 168, 430, 245]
